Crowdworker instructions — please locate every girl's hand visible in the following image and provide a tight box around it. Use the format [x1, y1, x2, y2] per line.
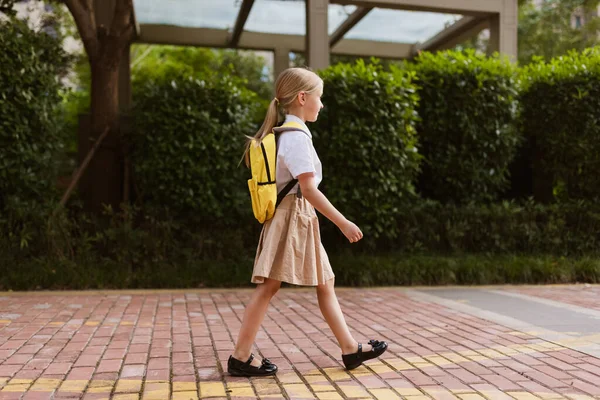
[340, 219, 363, 243]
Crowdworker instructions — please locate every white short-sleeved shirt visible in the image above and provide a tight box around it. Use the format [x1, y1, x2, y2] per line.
[275, 115, 322, 195]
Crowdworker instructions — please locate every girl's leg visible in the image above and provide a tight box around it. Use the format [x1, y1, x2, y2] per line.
[316, 278, 372, 354]
[232, 278, 282, 367]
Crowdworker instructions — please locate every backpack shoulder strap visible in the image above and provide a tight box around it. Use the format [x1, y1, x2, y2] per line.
[276, 178, 298, 207]
[273, 121, 309, 206]
[273, 121, 311, 138]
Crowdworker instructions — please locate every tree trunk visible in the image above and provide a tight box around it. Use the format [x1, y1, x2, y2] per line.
[81, 57, 123, 213]
[62, 0, 134, 213]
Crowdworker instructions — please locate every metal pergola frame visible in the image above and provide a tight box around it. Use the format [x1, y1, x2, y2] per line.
[133, 0, 517, 77]
[101, 0, 516, 110]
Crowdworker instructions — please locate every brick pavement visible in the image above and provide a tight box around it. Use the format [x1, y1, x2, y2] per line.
[0, 286, 598, 399]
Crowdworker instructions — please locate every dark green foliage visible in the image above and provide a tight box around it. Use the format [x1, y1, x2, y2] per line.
[521, 48, 600, 201]
[2, 248, 598, 290]
[394, 199, 600, 256]
[0, 18, 69, 249]
[408, 50, 520, 203]
[312, 60, 421, 241]
[131, 75, 264, 227]
[332, 254, 600, 286]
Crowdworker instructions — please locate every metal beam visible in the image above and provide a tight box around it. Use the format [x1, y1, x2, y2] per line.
[414, 16, 489, 54]
[333, 37, 414, 59]
[274, 48, 290, 79]
[229, 0, 255, 47]
[137, 25, 414, 59]
[329, 6, 372, 47]
[329, 0, 501, 16]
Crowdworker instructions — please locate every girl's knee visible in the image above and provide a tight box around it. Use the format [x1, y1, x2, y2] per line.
[258, 279, 281, 298]
[316, 278, 335, 295]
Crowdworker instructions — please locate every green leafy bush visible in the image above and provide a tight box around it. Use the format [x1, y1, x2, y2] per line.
[0, 18, 69, 254]
[394, 199, 600, 256]
[131, 75, 264, 226]
[1, 249, 598, 290]
[312, 60, 421, 241]
[331, 254, 600, 286]
[407, 50, 520, 203]
[521, 47, 600, 201]
[0, 18, 68, 214]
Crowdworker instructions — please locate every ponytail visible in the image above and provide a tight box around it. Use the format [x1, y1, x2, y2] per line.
[242, 67, 322, 167]
[242, 97, 280, 167]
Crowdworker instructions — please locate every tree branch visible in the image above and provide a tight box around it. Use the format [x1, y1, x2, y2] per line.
[63, 0, 99, 61]
[55, 127, 110, 211]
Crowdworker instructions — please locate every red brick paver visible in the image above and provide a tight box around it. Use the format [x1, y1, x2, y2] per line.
[0, 287, 598, 399]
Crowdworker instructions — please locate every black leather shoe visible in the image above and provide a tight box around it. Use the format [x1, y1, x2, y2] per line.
[342, 339, 388, 370]
[228, 354, 278, 377]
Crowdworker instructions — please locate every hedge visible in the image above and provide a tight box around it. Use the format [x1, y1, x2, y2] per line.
[130, 74, 264, 227]
[0, 19, 68, 208]
[0, 18, 69, 250]
[407, 50, 520, 204]
[1, 252, 597, 290]
[312, 60, 421, 241]
[520, 47, 600, 202]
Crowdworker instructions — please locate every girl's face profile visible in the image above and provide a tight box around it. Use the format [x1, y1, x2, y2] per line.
[302, 87, 323, 123]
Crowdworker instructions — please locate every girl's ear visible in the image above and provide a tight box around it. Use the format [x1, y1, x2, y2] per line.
[298, 91, 306, 105]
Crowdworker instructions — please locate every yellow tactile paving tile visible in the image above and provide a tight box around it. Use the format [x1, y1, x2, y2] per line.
[173, 381, 198, 392]
[278, 371, 304, 384]
[0, 383, 30, 392]
[199, 381, 226, 397]
[115, 379, 143, 393]
[368, 362, 395, 375]
[172, 390, 199, 400]
[393, 387, 424, 397]
[564, 395, 595, 400]
[259, 394, 287, 399]
[87, 379, 116, 393]
[227, 385, 255, 397]
[316, 391, 344, 400]
[253, 378, 282, 397]
[369, 388, 403, 400]
[57, 378, 88, 392]
[385, 357, 415, 370]
[458, 394, 488, 400]
[322, 368, 352, 382]
[506, 392, 544, 400]
[338, 383, 371, 398]
[348, 365, 372, 377]
[29, 377, 61, 391]
[404, 396, 435, 400]
[283, 383, 315, 399]
[304, 373, 336, 392]
[112, 394, 140, 400]
[142, 382, 170, 400]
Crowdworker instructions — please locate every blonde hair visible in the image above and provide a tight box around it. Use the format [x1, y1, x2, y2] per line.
[243, 67, 323, 167]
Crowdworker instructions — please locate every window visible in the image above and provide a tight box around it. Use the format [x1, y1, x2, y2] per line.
[575, 15, 582, 28]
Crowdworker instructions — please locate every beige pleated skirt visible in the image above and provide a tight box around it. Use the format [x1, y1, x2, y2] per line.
[251, 194, 335, 286]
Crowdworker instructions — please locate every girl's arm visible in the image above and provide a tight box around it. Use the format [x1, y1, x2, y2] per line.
[297, 172, 363, 243]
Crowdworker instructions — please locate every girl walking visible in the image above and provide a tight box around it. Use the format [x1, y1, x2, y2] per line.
[228, 67, 388, 377]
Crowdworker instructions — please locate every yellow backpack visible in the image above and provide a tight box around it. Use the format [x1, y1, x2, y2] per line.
[247, 121, 308, 223]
